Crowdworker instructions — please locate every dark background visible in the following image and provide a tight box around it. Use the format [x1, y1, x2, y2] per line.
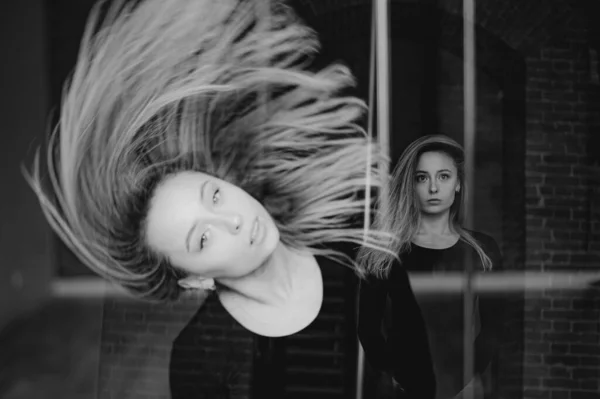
[0, 0, 598, 398]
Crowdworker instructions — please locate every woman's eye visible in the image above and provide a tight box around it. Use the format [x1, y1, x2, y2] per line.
[212, 189, 221, 205]
[416, 175, 427, 182]
[199, 231, 210, 250]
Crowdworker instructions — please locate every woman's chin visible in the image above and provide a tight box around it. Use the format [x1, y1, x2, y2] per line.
[421, 205, 450, 216]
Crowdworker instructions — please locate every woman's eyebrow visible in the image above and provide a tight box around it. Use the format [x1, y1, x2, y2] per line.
[185, 180, 210, 252]
[185, 221, 198, 253]
[415, 169, 452, 174]
[200, 179, 209, 202]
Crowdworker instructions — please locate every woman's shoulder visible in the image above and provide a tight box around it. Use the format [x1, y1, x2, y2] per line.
[466, 229, 499, 248]
[465, 229, 503, 267]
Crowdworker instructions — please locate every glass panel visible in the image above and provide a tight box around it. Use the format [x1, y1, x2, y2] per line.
[3, 2, 598, 399]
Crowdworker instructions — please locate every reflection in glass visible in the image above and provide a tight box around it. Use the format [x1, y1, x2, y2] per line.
[1, 1, 599, 399]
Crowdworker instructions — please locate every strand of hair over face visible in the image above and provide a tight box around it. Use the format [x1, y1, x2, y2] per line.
[23, 0, 398, 296]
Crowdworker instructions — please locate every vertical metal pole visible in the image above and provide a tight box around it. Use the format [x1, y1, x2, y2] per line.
[356, 1, 391, 399]
[375, 0, 391, 180]
[355, 6, 377, 399]
[463, 0, 476, 398]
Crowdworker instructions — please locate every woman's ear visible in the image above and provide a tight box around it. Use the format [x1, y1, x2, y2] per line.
[178, 276, 216, 291]
[456, 183, 461, 193]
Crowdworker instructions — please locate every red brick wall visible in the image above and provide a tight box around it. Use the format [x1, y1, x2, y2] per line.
[524, 16, 599, 271]
[522, 10, 600, 399]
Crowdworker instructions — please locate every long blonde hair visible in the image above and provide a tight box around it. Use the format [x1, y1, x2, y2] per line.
[23, 0, 397, 301]
[358, 134, 493, 278]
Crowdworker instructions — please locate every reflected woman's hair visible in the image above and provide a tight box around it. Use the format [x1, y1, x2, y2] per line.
[23, 0, 398, 301]
[358, 134, 493, 278]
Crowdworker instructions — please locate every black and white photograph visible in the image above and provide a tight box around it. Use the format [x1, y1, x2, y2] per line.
[0, 1, 598, 399]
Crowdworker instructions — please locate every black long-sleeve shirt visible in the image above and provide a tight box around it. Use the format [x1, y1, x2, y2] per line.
[170, 254, 363, 398]
[358, 231, 504, 399]
[358, 261, 437, 399]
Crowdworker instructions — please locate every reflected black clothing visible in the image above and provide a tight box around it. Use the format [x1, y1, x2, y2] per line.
[169, 295, 255, 399]
[359, 231, 504, 399]
[405, 231, 504, 398]
[170, 254, 358, 399]
[358, 263, 437, 399]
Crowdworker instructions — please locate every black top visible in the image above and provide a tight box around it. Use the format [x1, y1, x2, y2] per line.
[169, 254, 359, 399]
[357, 256, 437, 399]
[169, 293, 255, 399]
[358, 230, 504, 399]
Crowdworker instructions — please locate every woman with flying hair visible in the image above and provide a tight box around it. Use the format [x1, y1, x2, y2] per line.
[357, 135, 505, 399]
[22, 0, 421, 340]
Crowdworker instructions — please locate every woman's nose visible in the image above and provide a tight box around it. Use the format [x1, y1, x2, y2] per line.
[429, 182, 438, 193]
[217, 213, 242, 234]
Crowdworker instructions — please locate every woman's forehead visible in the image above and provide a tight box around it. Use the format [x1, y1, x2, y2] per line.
[417, 151, 456, 169]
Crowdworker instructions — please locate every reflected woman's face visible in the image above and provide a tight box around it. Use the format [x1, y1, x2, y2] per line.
[145, 171, 280, 279]
[414, 151, 460, 215]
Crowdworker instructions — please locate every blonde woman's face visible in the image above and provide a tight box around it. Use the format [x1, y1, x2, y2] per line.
[145, 171, 280, 279]
[414, 151, 460, 215]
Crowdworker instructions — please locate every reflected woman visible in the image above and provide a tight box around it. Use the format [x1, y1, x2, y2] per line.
[358, 135, 504, 399]
[23, 0, 399, 338]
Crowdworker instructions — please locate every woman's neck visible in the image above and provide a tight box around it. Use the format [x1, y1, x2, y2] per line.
[216, 242, 307, 307]
[214, 242, 323, 337]
[418, 210, 454, 237]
